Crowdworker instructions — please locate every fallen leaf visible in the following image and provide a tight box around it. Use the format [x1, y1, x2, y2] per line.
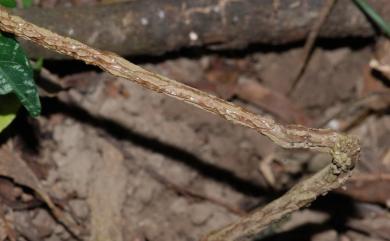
[0, 145, 80, 236]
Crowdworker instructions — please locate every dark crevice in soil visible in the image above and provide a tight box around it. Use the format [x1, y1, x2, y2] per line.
[0, 109, 41, 154]
[310, 193, 359, 232]
[258, 193, 359, 241]
[123, 37, 374, 63]
[256, 222, 331, 241]
[42, 59, 101, 77]
[40, 37, 374, 76]
[41, 97, 272, 197]
[371, 69, 390, 88]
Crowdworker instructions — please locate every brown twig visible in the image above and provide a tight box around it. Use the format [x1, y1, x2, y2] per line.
[315, 91, 390, 129]
[0, 7, 360, 241]
[349, 173, 390, 181]
[12, 0, 386, 59]
[288, 0, 337, 95]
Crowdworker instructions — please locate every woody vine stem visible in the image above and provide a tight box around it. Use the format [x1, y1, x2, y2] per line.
[0, 7, 360, 241]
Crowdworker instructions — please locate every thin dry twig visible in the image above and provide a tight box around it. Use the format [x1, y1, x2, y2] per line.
[12, 0, 384, 59]
[0, 7, 360, 241]
[349, 173, 390, 181]
[289, 0, 337, 95]
[258, 153, 277, 188]
[315, 91, 390, 129]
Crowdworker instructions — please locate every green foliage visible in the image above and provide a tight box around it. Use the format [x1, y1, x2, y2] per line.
[0, 33, 41, 116]
[32, 57, 44, 71]
[0, 0, 16, 8]
[22, 0, 32, 8]
[0, 0, 40, 118]
[0, 94, 20, 133]
[0, 0, 32, 8]
[353, 0, 390, 37]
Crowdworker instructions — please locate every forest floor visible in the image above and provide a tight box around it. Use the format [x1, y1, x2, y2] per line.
[0, 1, 389, 241]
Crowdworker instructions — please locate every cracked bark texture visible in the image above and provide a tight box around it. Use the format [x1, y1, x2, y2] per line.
[0, 6, 361, 241]
[12, 0, 389, 58]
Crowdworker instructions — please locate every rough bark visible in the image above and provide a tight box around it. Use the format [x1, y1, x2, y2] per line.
[12, 0, 388, 59]
[0, 6, 360, 241]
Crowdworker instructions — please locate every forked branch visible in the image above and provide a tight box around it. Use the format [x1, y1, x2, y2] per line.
[0, 7, 360, 241]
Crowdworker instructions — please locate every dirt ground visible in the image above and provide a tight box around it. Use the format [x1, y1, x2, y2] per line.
[0, 1, 389, 241]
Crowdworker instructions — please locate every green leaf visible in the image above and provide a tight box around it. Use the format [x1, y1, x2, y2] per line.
[353, 0, 390, 37]
[32, 57, 44, 71]
[0, 94, 20, 133]
[0, 0, 16, 8]
[0, 34, 41, 116]
[22, 0, 32, 8]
